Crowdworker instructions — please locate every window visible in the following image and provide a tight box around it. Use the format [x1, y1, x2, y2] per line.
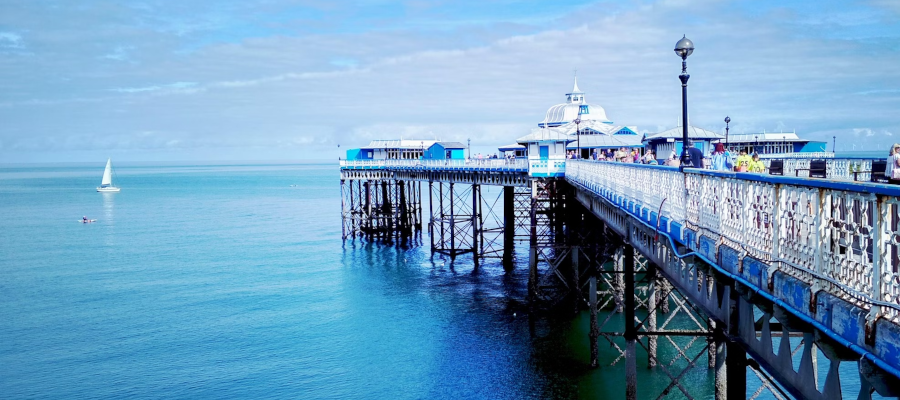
[579, 105, 589, 114]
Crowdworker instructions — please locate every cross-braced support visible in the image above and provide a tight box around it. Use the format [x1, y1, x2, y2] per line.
[341, 178, 422, 240]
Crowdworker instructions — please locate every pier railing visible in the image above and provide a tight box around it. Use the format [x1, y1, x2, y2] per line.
[566, 159, 900, 324]
[339, 158, 529, 172]
[766, 157, 879, 181]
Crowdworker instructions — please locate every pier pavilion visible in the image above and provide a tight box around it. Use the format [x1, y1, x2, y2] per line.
[533, 79, 643, 159]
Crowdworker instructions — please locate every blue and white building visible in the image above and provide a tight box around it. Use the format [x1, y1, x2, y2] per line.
[510, 78, 643, 162]
[643, 124, 724, 160]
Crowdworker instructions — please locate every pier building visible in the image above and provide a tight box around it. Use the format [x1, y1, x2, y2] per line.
[339, 79, 900, 400]
[643, 124, 723, 160]
[716, 132, 829, 157]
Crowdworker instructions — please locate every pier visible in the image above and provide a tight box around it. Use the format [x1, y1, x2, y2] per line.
[341, 156, 900, 399]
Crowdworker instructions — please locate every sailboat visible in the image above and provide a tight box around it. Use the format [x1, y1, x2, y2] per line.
[96, 158, 121, 192]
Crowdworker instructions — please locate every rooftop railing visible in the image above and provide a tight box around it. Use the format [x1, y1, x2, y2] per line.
[339, 158, 529, 172]
[565, 159, 900, 324]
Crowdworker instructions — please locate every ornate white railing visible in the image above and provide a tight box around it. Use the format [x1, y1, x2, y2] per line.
[339, 158, 529, 171]
[566, 160, 900, 323]
[768, 158, 876, 181]
[759, 151, 834, 159]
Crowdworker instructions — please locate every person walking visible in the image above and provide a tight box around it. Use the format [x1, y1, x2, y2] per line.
[710, 143, 733, 171]
[886, 143, 900, 183]
[685, 140, 704, 168]
[735, 150, 751, 172]
[748, 153, 766, 173]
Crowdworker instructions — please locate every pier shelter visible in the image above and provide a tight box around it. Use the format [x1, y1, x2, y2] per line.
[715, 132, 828, 156]
[642, 125, 723, 159]
[352, 139, 437, 160]
[517, 127, 570, 177]
[498, 143, 526, 158]
[424, 142, 466, 160]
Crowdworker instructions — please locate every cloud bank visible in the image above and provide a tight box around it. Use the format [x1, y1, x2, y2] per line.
[0, 0, 898, 162]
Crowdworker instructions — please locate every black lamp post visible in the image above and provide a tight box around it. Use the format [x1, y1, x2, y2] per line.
[833, 136, 836, 153]
[467, 138, 471, 159]
[755, 135, 759, 154]
[675, 35, 694, 168]
[724, 116, 731, 150]
[574, 117, 582, 159]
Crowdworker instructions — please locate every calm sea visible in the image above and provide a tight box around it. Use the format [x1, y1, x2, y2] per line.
[0, 162, 866, 399]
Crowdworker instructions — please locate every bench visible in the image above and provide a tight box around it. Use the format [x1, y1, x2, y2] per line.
[769, 160, 784, 176]
[851, 160, 889, 183]
[795, 160, 827, 178]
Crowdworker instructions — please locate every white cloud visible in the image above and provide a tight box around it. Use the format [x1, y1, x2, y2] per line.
[1, 0, 899, 162]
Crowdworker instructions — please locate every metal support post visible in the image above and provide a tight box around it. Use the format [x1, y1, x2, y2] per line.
[726, 296, 746, 399]
[428, 181, 435, 251]
[503, 186, 515, 268]
[647, 266, 658, 368]
[714, 320, 727, 400]
[571, 246, 580, 315]
[449, 182, 456, 259]
[589, 276, 599, 368]
[472, 184, 480, 267]
[528, 196, 538, 304]
[624, 243, 637, 400]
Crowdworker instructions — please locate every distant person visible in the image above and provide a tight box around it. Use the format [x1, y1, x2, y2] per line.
[735, 150, 751, 172]
[710, 143, 733, 171]
[749, 153, 765, 173]
[642, 150, 656, 164]
[685, 140, 704, 168]
[664, 150, 680, 167]
[886, 143, 900, 183]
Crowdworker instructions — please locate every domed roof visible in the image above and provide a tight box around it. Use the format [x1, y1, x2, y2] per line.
[539, 78, 611, 128]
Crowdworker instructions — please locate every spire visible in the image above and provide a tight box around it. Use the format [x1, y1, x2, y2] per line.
[572, 73, 582, 94]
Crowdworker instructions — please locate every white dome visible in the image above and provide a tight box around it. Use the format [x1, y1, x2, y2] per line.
[544, 103, 610, 125]
[539, 77, 612, 127]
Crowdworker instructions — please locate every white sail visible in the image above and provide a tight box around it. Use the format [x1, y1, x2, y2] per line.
[101, 159, 113, 186]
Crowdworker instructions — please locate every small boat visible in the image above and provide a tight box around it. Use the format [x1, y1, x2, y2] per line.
[79, 219, 97, 223]
[96, 158, 121, 192]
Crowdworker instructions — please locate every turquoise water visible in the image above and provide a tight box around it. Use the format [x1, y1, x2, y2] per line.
[0, 162, 865, 399]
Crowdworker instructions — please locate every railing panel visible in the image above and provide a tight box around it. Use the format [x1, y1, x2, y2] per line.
[565, 159, 900, 325]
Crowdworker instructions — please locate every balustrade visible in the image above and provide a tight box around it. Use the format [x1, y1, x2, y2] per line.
[566, 159, 900, 323]
[340, 158, 529, 171]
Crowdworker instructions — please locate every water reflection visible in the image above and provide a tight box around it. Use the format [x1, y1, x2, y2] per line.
[102, 192, 115, 223]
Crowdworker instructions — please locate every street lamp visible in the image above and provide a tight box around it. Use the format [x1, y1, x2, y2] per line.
[467, 138, 471, 159]
[675, 35, 694, 168]
[724, 116, 731, 150]
[574, 117, 582, 159]
[755, 135, 759, 154]
[833, 136, 836, 153]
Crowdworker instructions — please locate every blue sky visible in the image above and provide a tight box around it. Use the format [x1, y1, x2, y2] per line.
[1, 0, 899, 162]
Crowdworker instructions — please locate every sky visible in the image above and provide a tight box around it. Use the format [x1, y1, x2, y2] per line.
[1, 0, 899, 162]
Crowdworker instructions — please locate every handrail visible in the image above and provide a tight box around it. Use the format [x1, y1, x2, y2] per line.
[340, 158, 529, 171]
[565, 159, 900, 327]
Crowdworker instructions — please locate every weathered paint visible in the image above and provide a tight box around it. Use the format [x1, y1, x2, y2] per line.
[773, 272, 811, 315]
[829, 297, 866, 346]
[875, 320, 900, 366]
[742, 257, 769, 290]
[719, 244, 740, 276]
[698, 235, 717, 263]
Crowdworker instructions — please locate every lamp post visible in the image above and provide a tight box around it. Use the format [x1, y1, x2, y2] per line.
[467, 138, 471, 159]
[675, 35, 694, 168]
[724, 116, 731, 150]
[574, 117, 582, 159]
[833, 136, 836, 153]
[755, 135, 759, 154]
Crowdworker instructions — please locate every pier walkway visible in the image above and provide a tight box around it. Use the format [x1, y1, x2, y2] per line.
[340, 157, 900, 399]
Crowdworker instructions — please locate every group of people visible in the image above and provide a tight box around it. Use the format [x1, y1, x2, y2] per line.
[577, 141, 768, 172]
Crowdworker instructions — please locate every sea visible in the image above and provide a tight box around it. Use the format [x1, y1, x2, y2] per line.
[0, 161, 878, 399]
